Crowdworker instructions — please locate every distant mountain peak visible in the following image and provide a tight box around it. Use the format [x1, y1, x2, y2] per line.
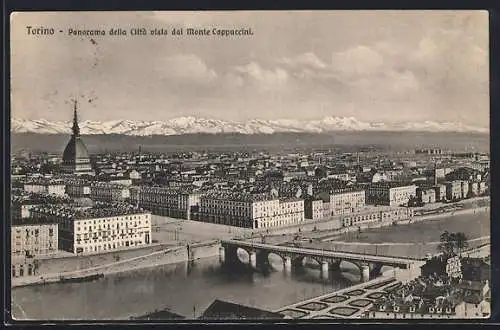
[11, 116, 488, 136]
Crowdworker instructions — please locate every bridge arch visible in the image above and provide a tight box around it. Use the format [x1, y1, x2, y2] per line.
[236, 247, 251, 264]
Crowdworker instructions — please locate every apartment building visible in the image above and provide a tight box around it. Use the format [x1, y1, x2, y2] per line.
[130, 186, 201, 220]
[30, 203, 151, 254]
[434, 184, 447, 202]
[304, 198, 323, 221]
[417, 187, 436, 204]
[11, 192, 72, 220]
[341, 206, 414, 228]
[21, 179, 66, 196]
[366, 183, 417, 207]
[65, 180, 91, 198]
[195, 192, 304, 229]
[445, 181, 465, 200]
[322, 189, 366, 217]
[90, 182, 130, 202]
[11, 221, 58, 277]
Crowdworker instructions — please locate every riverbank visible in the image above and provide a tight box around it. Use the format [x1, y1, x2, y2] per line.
[12, 240, 221, 288]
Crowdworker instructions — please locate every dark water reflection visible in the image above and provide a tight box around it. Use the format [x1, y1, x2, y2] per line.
[12, 256, 358, 320]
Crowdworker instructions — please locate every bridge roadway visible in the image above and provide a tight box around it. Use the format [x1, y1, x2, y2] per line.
[220, 239, 421, 281]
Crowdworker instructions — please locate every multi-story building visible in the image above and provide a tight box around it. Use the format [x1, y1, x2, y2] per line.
[21, 179, 67, 196]
[304, 198, 323, 221]
[417, 187, 436, 204]
[469, 181, 479, 197]
[434, 184, 447, 202]
[366, 183, 417, 207]
[195, 192, 304, 229]
[460, 181, 470, 199]
[90, 182, 130, 202]
[11, 221, 58, 258]
[478, 181, 488, 195]
[30, 203, 151, 254]
[11, 192, 72, 220]
[130, 186, 201, 220]
[323, 189, 365, 217]
[446, 181, 464, 200]
[365, 300, 489, 319]
[11, 220, 58, 277]
[341, 206, 414, 228]
[65, 179, 91, 198]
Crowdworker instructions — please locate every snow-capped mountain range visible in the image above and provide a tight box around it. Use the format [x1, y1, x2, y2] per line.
[11, 116, 489, 136]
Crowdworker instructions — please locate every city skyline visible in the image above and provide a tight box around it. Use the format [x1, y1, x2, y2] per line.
[11, 11, 489, 128]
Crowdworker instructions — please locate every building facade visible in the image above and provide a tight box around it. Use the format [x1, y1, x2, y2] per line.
[195, 192, 304, 229]
[366, 183, 417, 207]
[130, 186, 201, 220]
[65, 180, 91, 198]
[417, 188, 436, 204]
[23, 180, 66, 196]
[341, 206, 414, 228]
[324, 189, 366, 217]
[11, 222, 58, 258]
[446, 181, 464, 200]
[11, 221, 58, 278]
[90, 182, 131, 202]
[304, 198, 323, 220]
[30, 204, 152, 254]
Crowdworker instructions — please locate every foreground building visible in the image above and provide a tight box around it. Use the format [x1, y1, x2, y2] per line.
[30, 203, 151, 254]
[11, 220, 58, 277]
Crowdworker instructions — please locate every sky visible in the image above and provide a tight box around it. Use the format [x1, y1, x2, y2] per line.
[10, 11, 489, 127]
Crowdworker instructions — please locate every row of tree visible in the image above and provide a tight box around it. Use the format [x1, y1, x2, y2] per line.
[438, 230, 469, 256]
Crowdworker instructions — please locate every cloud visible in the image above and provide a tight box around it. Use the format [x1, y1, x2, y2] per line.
[160, 54, 217, 84]
[234, 62, 289, 90]
[280, 52, 327, 69]
[332, 45, 384, 76]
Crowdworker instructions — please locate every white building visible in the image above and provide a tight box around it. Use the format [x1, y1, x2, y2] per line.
[30, 203, 151, 254]
[366, 183, 417, 207]
[196, 192, 304, 229]
[320, 189, 365, 217]
[22, 179, 66, 196]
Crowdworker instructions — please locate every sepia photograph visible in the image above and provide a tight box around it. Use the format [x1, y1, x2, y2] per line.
[9, 10, 490, 321]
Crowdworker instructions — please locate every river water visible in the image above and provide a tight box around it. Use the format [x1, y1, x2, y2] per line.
[12, 207, 489, 320]
[12, 256, 360, 320]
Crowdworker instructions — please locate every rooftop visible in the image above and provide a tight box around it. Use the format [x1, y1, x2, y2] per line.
[31, 202, 149, 220]
[12, 192, 73, 205]
[199, 299, 284, 320]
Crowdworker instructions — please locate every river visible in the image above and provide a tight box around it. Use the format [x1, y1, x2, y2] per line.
[12, 207, 490, 320]
[12, 255, 360, 320]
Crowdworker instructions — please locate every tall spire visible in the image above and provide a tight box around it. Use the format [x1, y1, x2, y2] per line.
[72, 98, 80, 137]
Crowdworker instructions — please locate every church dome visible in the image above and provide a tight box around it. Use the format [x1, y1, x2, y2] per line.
[63, 136, 90, 163]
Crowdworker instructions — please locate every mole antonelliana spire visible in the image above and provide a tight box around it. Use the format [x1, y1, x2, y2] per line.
[61, 98, 94, 176]
[72, 99, 80, 137]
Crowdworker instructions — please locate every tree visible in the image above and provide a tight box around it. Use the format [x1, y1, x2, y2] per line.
[437, 231, 469, 257]
[438, 231, 455, 256]
[453, 232, 469, 257]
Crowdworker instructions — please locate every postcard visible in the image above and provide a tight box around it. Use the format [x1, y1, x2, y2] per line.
[9, 10, 490, 321]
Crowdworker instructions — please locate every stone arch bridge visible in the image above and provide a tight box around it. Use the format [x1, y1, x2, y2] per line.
[220, 239, 420, 282]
